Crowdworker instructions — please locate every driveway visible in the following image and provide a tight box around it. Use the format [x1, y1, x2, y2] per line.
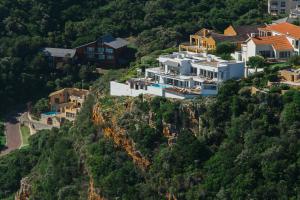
[0, 113, 22, 156]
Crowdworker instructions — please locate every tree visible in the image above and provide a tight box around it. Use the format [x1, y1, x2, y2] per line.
[216, 42, 236, 55]
[247, 56, 266, 72]
[31, 98, 49, 118]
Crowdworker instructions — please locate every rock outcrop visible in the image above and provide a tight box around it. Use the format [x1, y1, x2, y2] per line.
[88, 177, 106, 200]
[93, 102, 151, 170]
[15, 177, 31, 200]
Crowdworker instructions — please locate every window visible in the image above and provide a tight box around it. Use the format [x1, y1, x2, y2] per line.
[87, 47, 95, 58]
[107, 55, 114, 60]
[279, 51, 291, 58]
[55, 98, 59, 104]
[87, 53, 94, 58]
[98, 54, 105, 60]
[98, 47, 105, 53]
[191, 67, 197, 75]
[106, 48, 114, 53]
[87, 47, 94, 52]
[259, 50, 272, 58]
[66, 112, 75, 118]
[281, 2, 285, 7]
[203, 85, 217, 90]
[214, 72, 218, 78]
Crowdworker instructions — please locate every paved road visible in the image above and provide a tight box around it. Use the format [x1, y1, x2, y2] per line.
[0, 113, 22, 156]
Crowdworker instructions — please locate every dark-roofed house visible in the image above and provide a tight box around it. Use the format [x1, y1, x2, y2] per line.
[75, 35, 129, 67]
[43, 48, 77, 68]
[43, 35, 129, 68]
[43, 48, 77, 58]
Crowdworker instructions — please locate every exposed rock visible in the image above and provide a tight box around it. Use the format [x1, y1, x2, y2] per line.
[93, 102, 151, 170]
[15, 177, 31, 200]
[88, 178, 106, 200]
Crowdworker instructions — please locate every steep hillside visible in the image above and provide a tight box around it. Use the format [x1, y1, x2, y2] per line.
[1, 77, 300, 199]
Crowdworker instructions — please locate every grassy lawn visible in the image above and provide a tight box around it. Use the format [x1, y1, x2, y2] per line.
[20, 125, 30, 147]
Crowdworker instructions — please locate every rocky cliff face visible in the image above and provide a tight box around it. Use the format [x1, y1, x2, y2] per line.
[93, 102, 151, 170]
[15, 177, 31, 200]
[92, 97, 208, 168]
[88, 177, 106, 200]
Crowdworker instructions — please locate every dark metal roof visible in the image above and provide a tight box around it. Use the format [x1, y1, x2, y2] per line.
[75, 35, 129, 49]
[103, 37, 129, 49]
[43, 48, 76, 58]
[231, 25, 263, 41]
[210, 32, 240, 43]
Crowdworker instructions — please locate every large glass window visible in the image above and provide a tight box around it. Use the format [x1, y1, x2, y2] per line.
[279, 51, 291, 58]
[106, 48, 114, 53]
[98, 54, 105, 60]
[87, 47, 94, 52]
[259, 51, 272, 58]
[107, 55, 114, 60]
[87, 47, 95, 58]
[98, 47, 105, 53]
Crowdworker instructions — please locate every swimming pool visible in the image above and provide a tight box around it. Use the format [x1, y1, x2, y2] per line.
[151, 83, 172, 89]
[43, 111, 59, 116]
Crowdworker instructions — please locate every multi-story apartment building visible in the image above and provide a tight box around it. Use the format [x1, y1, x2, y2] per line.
[268, 0, 300, 15]
[110, 52, 245, 99]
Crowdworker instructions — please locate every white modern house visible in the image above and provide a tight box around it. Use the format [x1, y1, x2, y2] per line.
[110, 52, 245, 99]
[240, 22, 300, 62]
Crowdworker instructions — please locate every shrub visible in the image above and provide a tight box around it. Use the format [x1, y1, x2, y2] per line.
[216, 42, 236, 55]
[247, 56, 266, 69]
[288, 55, 300, 66]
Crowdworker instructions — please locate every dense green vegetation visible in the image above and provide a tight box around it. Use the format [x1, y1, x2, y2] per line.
[1, 71, 300, 199]
[0, 0, 270, 113]
[0, 120, 5, 150]
[2, 0, 300, 199]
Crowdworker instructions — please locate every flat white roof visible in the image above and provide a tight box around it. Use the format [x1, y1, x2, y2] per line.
[159, 51, 243, 68]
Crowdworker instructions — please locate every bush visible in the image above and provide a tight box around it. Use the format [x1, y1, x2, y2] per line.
[31, 98, 49, 118]
[288, 55, 300, 66]
[216, 42, 236, 55]
[247, 56, 266, 69]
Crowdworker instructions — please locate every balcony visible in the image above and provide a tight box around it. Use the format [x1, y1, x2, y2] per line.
[179, 43, 206, 53]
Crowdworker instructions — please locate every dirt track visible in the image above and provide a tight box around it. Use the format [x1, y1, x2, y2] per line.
[0, 113, 22, 156]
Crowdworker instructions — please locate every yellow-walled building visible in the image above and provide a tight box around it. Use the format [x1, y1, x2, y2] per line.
[179, 25, 263, 53]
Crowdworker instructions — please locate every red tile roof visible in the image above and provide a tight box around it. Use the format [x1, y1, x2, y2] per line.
[262, 22, 300, 39]
[251, 35, 294, 51]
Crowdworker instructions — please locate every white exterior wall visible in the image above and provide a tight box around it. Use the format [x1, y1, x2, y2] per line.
[164, 92, 186, 100]
[228, 63, 245, 79]
[110, 81, 203, 99]
[242, 39, 258, 62]
[110, 81, 145, 97]
[110, 81, 164, 97]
